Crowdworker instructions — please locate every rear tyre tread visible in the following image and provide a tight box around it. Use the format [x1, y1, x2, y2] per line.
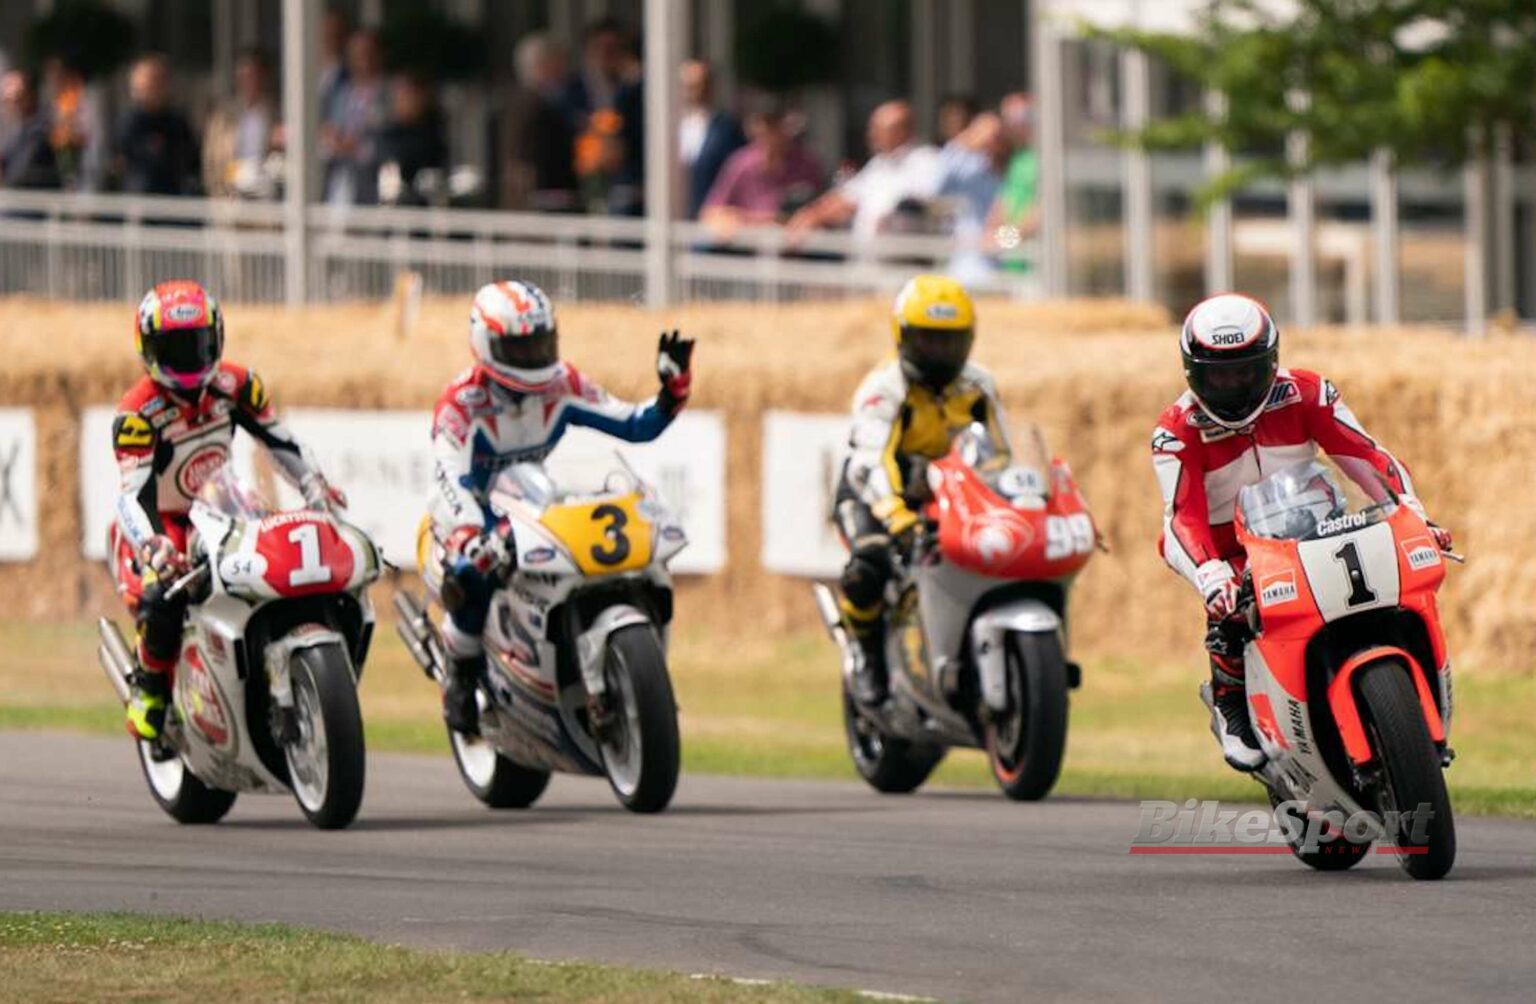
[138, 743, 238, 825]
[842, 689, 945, 794]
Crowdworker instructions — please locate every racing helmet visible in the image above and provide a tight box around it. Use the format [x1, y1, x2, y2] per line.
[1180, 293, 1279, 430]
[135, 280, 224, 394]
[469, 280, 561, 393]
[891, 274, 975, 389]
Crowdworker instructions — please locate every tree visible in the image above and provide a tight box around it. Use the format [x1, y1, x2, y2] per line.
[1089, 0, 1536, 203]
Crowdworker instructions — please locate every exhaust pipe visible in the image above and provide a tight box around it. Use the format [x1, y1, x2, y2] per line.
[97, 618, 134, 704]
[392, 591, 440, 680]
[810, 583, 860, 687]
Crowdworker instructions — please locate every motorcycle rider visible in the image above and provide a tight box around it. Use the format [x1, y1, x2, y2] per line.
[111, 280, 343, 741]
[1152, 292, 1452, 772]
[427, 280, 694, 735]
[837, 274, 1011, 706]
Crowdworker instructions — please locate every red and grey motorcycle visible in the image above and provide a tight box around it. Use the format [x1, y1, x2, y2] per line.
[815, 424, 1099, 800]
[99, 469, 381, 830]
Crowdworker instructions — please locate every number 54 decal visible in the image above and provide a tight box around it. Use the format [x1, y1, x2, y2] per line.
[1044, 513, 1095, 561]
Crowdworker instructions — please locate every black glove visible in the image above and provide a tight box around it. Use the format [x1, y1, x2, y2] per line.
[656, 330, 694, 415]
[1204, 613, 1251, 661]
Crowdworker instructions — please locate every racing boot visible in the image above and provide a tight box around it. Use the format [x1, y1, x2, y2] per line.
[443, 654, 483, 737]
[1200, 672, 1265, 773]
[125, 669, 171, 742]
[841, 600, 889, 708]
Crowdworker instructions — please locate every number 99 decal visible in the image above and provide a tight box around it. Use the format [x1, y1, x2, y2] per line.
[1044, 513, 1095, 561]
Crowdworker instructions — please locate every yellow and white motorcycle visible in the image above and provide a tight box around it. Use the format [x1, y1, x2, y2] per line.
[396, 461, 685, 813]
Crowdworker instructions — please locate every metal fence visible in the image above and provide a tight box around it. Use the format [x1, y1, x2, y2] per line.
[0, 191, 1040, 306]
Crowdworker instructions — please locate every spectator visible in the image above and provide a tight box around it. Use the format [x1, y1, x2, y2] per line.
[203, 47, 281, 198]
[116, 55, 200, 195]
[786, 99, 940, 242]
[937, 94, 978, 145]
[0, 69, 61, 189]
[500, 32, 577, 212]
[934, 112, 1011, 283]
[678, 60, 745, 219]
[318, 10, 351, 123]
[44, 57, 107, 191]
[986, 92, 1040, 272]
[377, 73, 447, 205]
[562, 16, 633, 131]
[322, 28, 389, 205]
[701, 101, 824, 237]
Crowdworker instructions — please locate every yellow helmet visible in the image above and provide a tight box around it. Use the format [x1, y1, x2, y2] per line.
[891, 274, 975, 388]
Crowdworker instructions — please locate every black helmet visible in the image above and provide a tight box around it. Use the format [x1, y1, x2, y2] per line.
[1180, 293, 1279, 429]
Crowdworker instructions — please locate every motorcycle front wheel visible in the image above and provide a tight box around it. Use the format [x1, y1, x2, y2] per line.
[984, 631, 1068, 801]
[284, 642, 367, 830]
[596, 624, 679, 813]
[137, 741, 237, 824]
[1358, 659, 1456, 880]
[841, 687, 944, 793]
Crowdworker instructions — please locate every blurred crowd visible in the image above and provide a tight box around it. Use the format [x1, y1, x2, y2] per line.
[0, 11, 1038, 271]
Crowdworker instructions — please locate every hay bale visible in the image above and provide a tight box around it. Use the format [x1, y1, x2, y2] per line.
[0, 295, 1528, 673]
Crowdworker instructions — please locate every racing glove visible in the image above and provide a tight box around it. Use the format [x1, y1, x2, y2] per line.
[446, 525, 510, 576]
[1195, 559, 1241, 620]
[1401, 495, 1453, 552]
[656, 330, 694, 416]
[301, 472, 348, 513]
[140, 535, 189, 581]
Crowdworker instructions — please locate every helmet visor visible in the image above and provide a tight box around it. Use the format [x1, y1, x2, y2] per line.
[489, 328, 558, 371]
[1188, 353, 1276, 423]
[144, 326, 220, 376]
[900, 325, 973, 385]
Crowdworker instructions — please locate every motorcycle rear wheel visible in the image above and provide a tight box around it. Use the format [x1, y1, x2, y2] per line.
[984, 631, 1068, 801]
[1266, 791, 1371, 871]
[284, 642, 366, 830]
[1358, 660, 1456, 880]
[597, 624, 680, 814]
[449, 725, 551, 808]
[841, 687, 945, 793]
[137, 741, 237, 824]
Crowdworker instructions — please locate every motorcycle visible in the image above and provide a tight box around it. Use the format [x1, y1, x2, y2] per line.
[1220, 460, 1459, 879]
[396, 460, 685, 814]
[98, 469, 381, 830]
[814, 424, 1099, 800]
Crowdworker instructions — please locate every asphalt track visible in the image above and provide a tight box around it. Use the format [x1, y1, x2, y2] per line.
[1, 732, 1532, 1003]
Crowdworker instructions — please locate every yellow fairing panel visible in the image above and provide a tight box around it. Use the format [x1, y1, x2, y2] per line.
[537, 492, 653, 576]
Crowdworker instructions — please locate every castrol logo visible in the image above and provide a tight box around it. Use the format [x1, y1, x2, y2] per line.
[175, 444, 228, 498]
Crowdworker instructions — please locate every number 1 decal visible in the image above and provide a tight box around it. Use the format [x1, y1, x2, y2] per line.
[288, 523, 333, 587]
[1332, 540, 1378, 607]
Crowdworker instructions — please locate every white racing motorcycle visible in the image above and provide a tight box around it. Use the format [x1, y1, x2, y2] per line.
[396, 460, 686, 814]
[99, 469, 382, 830]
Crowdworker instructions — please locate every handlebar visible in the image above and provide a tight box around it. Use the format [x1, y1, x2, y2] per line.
[163, 561, 210, 603]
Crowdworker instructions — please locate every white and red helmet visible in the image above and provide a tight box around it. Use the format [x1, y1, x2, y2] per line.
[469, 280, 561, 392]
[1180, 293, 1279, 430]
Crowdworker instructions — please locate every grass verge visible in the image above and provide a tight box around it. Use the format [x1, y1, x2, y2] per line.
[3, 619, 1531, 817]
[0, 912, 863, 1004]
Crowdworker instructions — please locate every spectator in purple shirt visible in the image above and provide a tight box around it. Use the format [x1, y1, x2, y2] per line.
[700, 102, 825, 239]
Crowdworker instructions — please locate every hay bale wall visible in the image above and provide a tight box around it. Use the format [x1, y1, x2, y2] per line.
[1, 295, 1529, 673]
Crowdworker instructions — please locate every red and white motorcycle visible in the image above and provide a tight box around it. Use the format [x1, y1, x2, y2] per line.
[1222, 460, 1459, 878]
[815, 424, 1099, 800]
[99, 469, 381, 830]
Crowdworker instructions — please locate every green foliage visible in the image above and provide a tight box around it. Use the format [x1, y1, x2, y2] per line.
[379, 6, 486, 83]
[736, 4, 842, 94]
[1089, 0, 1536, 202]
[25, 0, 136, 80]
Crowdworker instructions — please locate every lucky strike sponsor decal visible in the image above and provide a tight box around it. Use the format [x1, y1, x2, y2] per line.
[1259, 571, 1299, 607]
[174, 443, 229, 498]
[181, 644, 233, 750]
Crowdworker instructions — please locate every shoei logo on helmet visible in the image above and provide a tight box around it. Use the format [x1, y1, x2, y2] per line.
[1208, 328, 1250, 347]
[925, 302, 959, 321]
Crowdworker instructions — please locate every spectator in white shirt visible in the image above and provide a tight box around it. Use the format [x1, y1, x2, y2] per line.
[786, 100, 940, 243]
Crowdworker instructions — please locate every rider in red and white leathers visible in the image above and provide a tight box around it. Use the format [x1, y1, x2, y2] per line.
[426, 280, 693, 734]
[112, 280, 341, 741]
[1151, 293, 1451, 772]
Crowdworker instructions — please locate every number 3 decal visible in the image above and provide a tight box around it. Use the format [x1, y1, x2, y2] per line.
[589, 504, 631, 566]
[288, 523, 333, 587]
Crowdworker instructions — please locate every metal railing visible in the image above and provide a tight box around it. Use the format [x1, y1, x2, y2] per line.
[0, 191, 1040, 306]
